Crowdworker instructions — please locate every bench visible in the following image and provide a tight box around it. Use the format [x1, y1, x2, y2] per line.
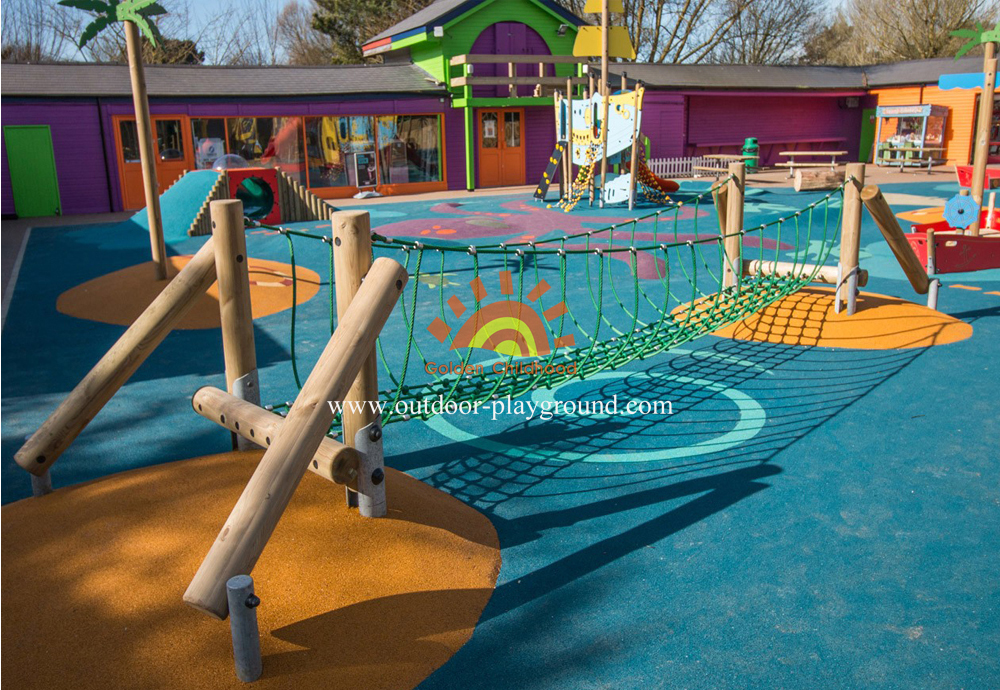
[876, 146, 946, 173]
[692, 165, 728, 177]
[777, 150, 847, 177]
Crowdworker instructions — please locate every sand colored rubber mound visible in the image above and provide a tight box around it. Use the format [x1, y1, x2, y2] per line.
[1, 452, 500, 690]
[56, 255, 321, 329]
[710, 287, 972, 349]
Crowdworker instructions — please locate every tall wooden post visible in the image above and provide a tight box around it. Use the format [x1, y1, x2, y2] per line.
[598, 0, 611, 207]
[628, 86, 641, 210]
[184, 257, 408, 620]
[124, 20, 167, 281]
[723, 162, 746, 289]
[332, 211, 381, 510]
[969, 44, 997, 237]
[566, 77, 575, 200]
[212, 200, 259, 450]
[838, 163, 866, 315]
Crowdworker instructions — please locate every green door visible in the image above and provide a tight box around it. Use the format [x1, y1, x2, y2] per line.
[4, 125, 61, 217]
[858, 108, 877, 163]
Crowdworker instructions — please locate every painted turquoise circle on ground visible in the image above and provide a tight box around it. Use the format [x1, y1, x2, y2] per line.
[424, 369, 766, 463]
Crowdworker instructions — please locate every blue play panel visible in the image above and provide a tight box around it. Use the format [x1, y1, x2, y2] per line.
[2, 181, 998, 688]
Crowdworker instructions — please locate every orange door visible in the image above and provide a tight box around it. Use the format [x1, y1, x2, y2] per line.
[114, 116, 193, 210]
[478, 108, 525, 188]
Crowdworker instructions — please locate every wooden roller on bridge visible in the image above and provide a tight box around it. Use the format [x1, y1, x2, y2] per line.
[743, 259, 868, 287]
[191, 386, 360, 488]
[184, 256, 408, 620]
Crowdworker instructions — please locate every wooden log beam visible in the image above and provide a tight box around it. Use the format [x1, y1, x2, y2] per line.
[839, 163, 866, 314]
[450, 76, 587, 88]
[191, 386, 359, 488]
[793, 169, 844, 192]
[861, 184, 930, 295]
[183, 256, 407, 620]
[15, 238, 218, 476]
[743, 259, 869, 287]
[723, 162, 745, 289]
[969, 51, 997, 236]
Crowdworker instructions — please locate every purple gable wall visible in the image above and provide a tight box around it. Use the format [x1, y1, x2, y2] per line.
[524, 106, 556, 186]
[469, 23, 553, 98]
[444, 108, 466, 191]
[685, 94, 862, 165]
[2, 100, 112, 216]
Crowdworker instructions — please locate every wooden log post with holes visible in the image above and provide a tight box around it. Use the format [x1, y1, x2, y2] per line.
[333, 211, 386, 516]
[192, 386, 360, 488]
[184, 257, 408, 620]
[124, 20, 167, 281]
[723, 162, 746, 289]
[712, 184, 728, 236]
[15, 237, 219, 484]
[598, 0, 611, 208]
[794, 169, 844, 192]
[211, 200, 260, 450]
[969, 49, 997, 237]
[861, 185, 930, 295]
[628, 84, 641, 210]
[838, 163, 866, 315]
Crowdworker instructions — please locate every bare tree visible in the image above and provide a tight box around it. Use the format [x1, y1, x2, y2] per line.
[560, 0, 752, 64]
[1, 0, 80, 62]
[806, 0, 999, 65]
[213, 0, 285, 65]
[712, 0, 823, 64]
[277, 0, 336, 65]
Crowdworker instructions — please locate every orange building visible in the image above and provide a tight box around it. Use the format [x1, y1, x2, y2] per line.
[866, 58, 1000, 165]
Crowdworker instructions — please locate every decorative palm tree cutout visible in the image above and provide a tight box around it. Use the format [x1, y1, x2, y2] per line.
[951, 22, 1000, 58]
[59, 0, 170, 280]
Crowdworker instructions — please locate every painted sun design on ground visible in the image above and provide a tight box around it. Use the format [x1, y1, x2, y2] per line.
[427, 272, 574, 357]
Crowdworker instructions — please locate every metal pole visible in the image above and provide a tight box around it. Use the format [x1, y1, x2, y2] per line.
[226, 575, 262, 683]
[354, 421, 387, 518]
[31, 470, 53, 497]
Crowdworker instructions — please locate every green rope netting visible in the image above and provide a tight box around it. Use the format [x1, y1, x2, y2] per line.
[250, 176, 847, 439]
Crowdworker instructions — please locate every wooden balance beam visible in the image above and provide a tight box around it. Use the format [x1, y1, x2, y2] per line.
[861, 185, 930, 295]
[184, 256, 408, 620]
[191, 386, 360, 488]
[743, 259, 869, 286]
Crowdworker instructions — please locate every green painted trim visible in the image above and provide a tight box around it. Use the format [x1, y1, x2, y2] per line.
[452, 96, 555, 108]
[392, 32, 428, 50]
[464, 106, 476, 190]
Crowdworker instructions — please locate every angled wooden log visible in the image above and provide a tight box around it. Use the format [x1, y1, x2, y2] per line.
[15, 238, 218, 476]
[860, 184, 930, 295]
[191, 386, 359, 488]
[184, 257, 407, 619]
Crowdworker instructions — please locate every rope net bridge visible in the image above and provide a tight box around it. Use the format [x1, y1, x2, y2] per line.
[256, 174, 848, 441]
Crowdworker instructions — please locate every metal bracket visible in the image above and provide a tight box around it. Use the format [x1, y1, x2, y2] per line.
[232, 370, 261, 451]
[353, 421, 387, 518]
[31, 469, 53, 498]
[226, 575, 262, 683]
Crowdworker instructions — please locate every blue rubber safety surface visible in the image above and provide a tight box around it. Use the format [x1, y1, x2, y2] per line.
[2, 181, 998, 688]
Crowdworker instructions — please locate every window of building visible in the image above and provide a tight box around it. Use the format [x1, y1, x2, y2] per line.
[305, 116, 376, 188]
[376, 115, 443, 185]
[155, 120, 185, 161]
[227, 117, 306, 183]
[191, 118, 227, 169]
[119, 120, 141, 163]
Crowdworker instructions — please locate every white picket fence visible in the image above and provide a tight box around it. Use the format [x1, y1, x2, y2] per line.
[646, 156, 720, 178]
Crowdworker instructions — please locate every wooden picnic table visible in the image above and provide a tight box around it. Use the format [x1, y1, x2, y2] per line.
[776, 150, 847, 177]
[875, 146, 946, 173]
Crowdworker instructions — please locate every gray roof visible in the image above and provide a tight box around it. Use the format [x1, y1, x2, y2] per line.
[0, 62, 446, 98]
[367, 0, 469, 43]
[608, 56, 988, 91]
[611, 63, 864, 90]
[863, 56, 984, 87]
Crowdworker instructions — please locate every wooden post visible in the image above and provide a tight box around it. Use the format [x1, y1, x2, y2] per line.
[124, 20, 167, 281]
[628, 86, 641, 210]
[192, 386, 360, 488]
[211, 200, 259, 451]
[860, 184, 930, 294]
[712, 184, 728, 236]
[226, 575, 262, 683]
[566, 76, 575, 199]
[969, 47, 997, 236]
[15, 238, 218, 476]
[508, 62, 516, 97]
[184, 257, 407, 620]
[723, 162, 745, 289]
[332, 211, 381, 508]
[598, 0, 611, 207]
[839, 163, 866, 315]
